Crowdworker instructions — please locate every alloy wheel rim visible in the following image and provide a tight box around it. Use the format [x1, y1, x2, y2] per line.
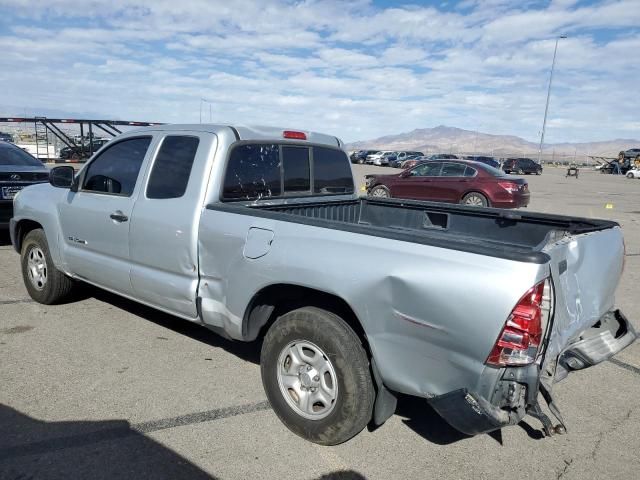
[372, 188, 389, 197]
[276, 340, 338, 420]
[465, 195, 484, 206]
[27, 247, 47, 291]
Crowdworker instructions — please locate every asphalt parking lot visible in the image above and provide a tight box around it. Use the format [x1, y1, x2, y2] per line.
[1, 166, 639, 480]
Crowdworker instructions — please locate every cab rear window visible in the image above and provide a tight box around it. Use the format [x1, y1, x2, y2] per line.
[222, 143, 353, 201]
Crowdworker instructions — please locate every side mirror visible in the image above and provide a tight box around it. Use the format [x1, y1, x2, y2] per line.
[49, 166, 75, 189]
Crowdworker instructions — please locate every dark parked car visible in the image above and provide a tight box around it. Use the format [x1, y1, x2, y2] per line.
[0, 132, 14, 143]
[502, 157, 542, 175]
[0, 142, 49, 227]
[390, 153, 424, 168]
[619, 148, 640, 167]
[366, 160, 530, 208]
[59, 138, 110, 161]
[465, 155, 500, 169]
[350, 149, 379, 164]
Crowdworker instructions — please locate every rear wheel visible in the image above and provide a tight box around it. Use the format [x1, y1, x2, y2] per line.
[627, 172, 635, 179]
[261, 307, 375, 445]
[370, 185, 391, 198]
[517, 169, 525, 175]
[21, 229, 75, 304]
[462, 192, 489, 207]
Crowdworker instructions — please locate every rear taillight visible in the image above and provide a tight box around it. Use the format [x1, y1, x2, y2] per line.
[486, 279, 552, 367]
[498, 181, 519, 193]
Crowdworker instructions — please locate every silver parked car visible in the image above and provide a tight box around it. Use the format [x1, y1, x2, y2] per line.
[10, 124, 636, 445]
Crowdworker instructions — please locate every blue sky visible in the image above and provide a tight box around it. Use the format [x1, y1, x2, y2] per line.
[0, 0, 639, 143]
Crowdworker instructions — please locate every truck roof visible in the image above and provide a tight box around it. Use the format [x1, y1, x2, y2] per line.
[127, 124, 344, 148]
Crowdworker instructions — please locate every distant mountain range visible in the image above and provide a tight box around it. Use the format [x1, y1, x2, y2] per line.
[346, 126, 640, 159]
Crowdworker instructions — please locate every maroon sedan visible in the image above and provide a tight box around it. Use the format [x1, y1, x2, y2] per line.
[366, 160, 530, 208]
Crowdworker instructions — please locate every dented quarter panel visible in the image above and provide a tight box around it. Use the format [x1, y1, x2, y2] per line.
[198, 206, 547, 398]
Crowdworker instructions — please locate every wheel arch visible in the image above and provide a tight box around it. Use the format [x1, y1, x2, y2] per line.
[12, 219, 44, 253]
[243, 283, 370, 353]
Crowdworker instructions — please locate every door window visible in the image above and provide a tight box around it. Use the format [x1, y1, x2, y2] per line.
[83, 137, 152, 196]
[146, 136, 200, 199]
[440, 163, 467, 177]
[409, 162, 442, 177]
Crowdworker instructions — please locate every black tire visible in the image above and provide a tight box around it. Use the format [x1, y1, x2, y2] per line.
[462, 192, 489, 207]
[261, 307, 375, 445]
[21, 229, 75, 304]
[517, 169, 525, 175]
[627, 172, 634, 179]
[369, 185, 391, 198]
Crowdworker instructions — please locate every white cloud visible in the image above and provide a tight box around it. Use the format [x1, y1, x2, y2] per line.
[0, 0, 638, 144]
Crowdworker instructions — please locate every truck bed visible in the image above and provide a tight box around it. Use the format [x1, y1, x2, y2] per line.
[208, 197, 618, 264]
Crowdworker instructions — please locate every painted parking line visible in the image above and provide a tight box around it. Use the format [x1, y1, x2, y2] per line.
[609, 358, 640, 376]
[0, 299, 34, 306]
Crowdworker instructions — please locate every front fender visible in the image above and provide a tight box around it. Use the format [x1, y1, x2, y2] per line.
[11, 183, 67, 270]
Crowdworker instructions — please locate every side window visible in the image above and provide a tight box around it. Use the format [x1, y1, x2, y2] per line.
[464, 166, 477, 177]
[410, 162, 442, 177]
[147, 136, 199, 199]
[313, 147, 354, 194]
[83, 137, 151, 196]
[222, 144, 281, 200]
[441, 163, 467, 177]
[282, 146, 310, 194]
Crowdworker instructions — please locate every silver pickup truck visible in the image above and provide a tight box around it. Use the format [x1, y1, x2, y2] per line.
[9, 124, 636, 445]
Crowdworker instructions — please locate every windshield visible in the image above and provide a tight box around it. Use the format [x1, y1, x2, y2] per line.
[0, 144, 43, 167]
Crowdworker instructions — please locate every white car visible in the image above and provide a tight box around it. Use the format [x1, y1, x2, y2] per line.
[366, 150, 394, 166]
[626, 168, 640, 179]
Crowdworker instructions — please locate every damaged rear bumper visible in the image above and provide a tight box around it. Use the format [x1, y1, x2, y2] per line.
[427, 309, 636, 437]
[556, 310, 637, 381]
[428, 388, 522, 435]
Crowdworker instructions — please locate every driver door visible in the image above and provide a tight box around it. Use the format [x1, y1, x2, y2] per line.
[394, 162, 445, 201]
[58, 136, 154, 294]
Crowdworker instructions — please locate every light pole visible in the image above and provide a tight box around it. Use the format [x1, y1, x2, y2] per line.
[199, 98, 214, 123]
[538, 35, 566, 164]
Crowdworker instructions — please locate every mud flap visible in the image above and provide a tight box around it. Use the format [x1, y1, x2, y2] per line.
[370, 358, 397, 428]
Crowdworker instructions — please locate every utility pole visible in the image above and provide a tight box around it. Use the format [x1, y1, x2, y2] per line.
[538, 35, 566, 164]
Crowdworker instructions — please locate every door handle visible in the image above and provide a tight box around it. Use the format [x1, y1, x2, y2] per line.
[110, 211, 128, 223]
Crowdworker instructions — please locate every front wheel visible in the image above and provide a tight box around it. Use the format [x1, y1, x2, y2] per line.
[261, 307, 375, 445]
[628, 172, 635, 179]
[369, 185, 391, 198]
[462, 192, 489, 207]
[21, 229, 76, 304]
